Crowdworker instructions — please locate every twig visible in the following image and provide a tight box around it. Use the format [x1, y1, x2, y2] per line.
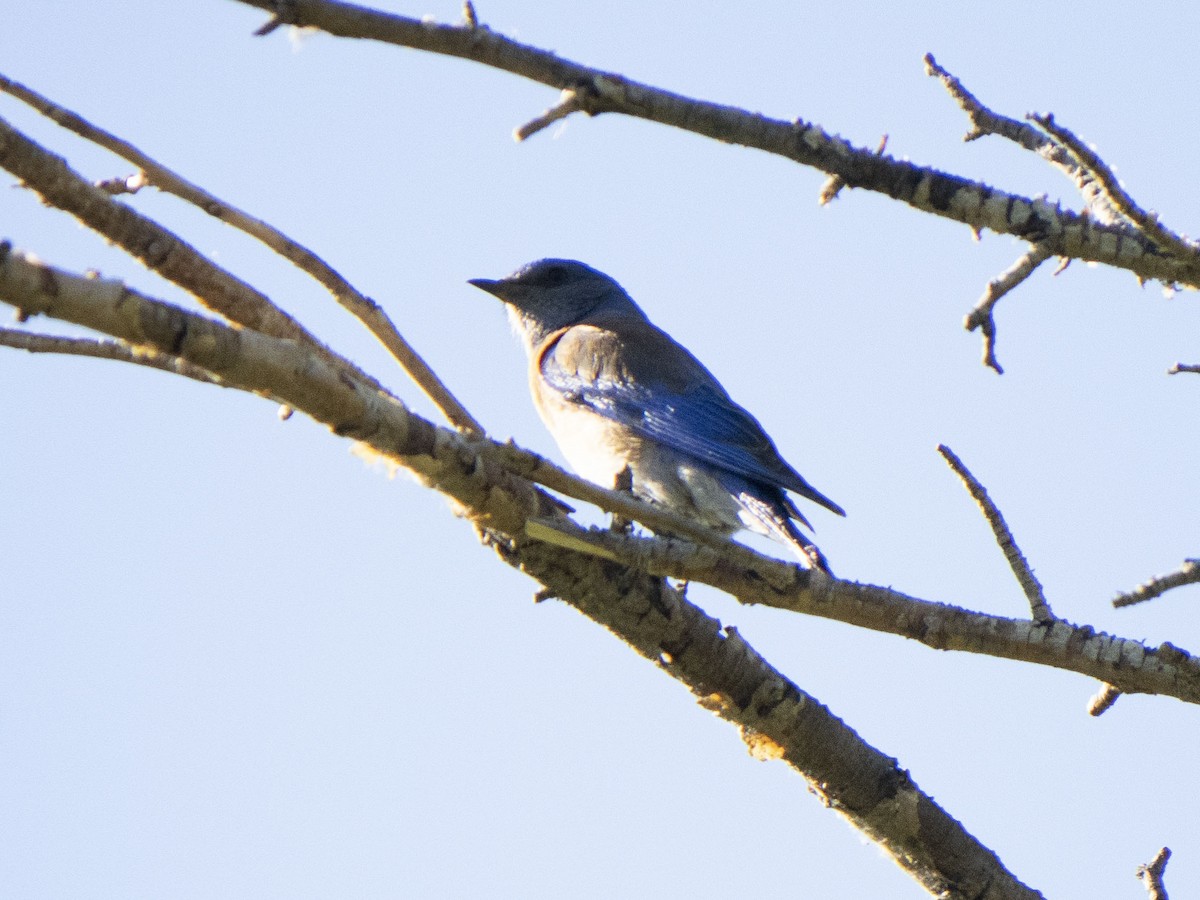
[1136, 847, 1171, 900]
[0, 326, 222, 386]
[1086, 683, 1122, 717]
[925, 54, 1040, 149]
[1167, 363, 1200, 375]
[0, 72, 483, 436]
[251, 0, 296, 36]
[819, 133, 888, 205]
[514, 88, 588, 142]
[1113, 559, 1200, 608]
[461, 0, 478, 29]
[1029, 113, 1198, 259]
[925, 54, 1125, 226]
[937, 444, 1054, 623]
[227, 0, 1200, 289]
[965, 243, 1052, 374]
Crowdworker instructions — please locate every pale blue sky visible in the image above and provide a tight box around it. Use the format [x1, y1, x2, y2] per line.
[2, 2, 1198, 897]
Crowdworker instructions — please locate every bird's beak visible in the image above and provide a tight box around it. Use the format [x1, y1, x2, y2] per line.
[467, 277, 505, 299]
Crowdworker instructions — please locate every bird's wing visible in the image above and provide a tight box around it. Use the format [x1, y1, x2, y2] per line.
[539, 323, 845, 517]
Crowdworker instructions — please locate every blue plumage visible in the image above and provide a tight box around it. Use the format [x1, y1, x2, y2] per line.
[470, 259, 843, 569]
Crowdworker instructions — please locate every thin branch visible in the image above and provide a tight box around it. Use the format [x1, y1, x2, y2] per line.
[1029, 113, 1198, 259]
[937, 444, 1054, 623]
[1167, 363, 1200, 375]
[0, 326, 222, 386]
[964, 243, 1053, 374]
[1136, 847, 1171, 900]
[227, 0, 1200, 289]
[5, 244, 1199, 710]
[0, 241, 1044, 899]
[1086, 683, 1122, 717]
[924, 53, 1043, 149]
[0, 111, 396, 402]
[480, 490, 1200, 707]
[514, 88, 587, 141]
[460, 0, 477, 29]
[1113, 559, 1200, 609]
[0, 73, 482, 435]
[925, 54, 1126, 227]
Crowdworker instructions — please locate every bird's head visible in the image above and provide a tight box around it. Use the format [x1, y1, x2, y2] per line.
[469, 258, 637, 350]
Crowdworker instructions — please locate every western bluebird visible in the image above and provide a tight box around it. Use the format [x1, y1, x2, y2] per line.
[469, 259, 844, 570]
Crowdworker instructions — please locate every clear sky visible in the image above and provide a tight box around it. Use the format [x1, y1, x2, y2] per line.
[2, 2, 1198, 897]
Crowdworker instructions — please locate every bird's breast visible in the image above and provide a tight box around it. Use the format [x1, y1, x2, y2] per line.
[533, 393, 639, 489]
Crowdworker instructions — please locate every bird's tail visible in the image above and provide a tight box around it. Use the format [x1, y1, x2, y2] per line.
[740, 492, 834, 574]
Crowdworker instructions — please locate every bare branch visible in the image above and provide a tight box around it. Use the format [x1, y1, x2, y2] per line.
[924, 54, 1040, 148]
[1167, 363, 1200, 375]
[925, 54, 1126, 226]
[0, 326, 222, 386]
[226, 0, 1200, 290]
[1136, 847, 1171, 900]
[514, 88, 588, 141]
[0, 241, 1044, 898]
[819, 133, 888, 205]
[0, 112, 397, 402]
[0, 74, 482, 434]
[927, 52, 1200, 265]
[1029, 112, 1198, 259]
[475, 496, 1200, 706]
[937, 444, 1054, 623]
[5, 243, 1199, 710]
[1113, 559, 1200, 609]
[964, 244, 1053, 374]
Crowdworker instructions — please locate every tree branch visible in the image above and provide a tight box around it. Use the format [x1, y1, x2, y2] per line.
[226, 0, 1200, 291]
[0, 72, 483, 436]
[925, 54, 1126, 228]
[0, 325, 222, 386]
[0, 240, 1043, 899]
[937, 444, 1054, 622]
[1028, 112, 1196, 260]
[0, 111, 395, 402]
[964, 244, 1053, 374]
[1136, 847, 1171, 900]
[1113, 559, 1200, 609]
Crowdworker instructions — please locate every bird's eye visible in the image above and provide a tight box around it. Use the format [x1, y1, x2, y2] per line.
[542, 265, 568, 286]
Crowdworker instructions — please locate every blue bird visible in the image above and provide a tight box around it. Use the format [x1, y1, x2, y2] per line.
[469, 259, 844, 570]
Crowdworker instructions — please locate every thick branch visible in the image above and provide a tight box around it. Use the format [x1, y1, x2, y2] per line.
[508, 513, 1200, 706]
[0, 72, 482, 435]
[0, 241, 1042, 899]
[228, 0, 1200, 289]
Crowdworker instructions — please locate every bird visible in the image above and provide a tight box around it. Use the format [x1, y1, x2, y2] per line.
[468, 258, 844, 570]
